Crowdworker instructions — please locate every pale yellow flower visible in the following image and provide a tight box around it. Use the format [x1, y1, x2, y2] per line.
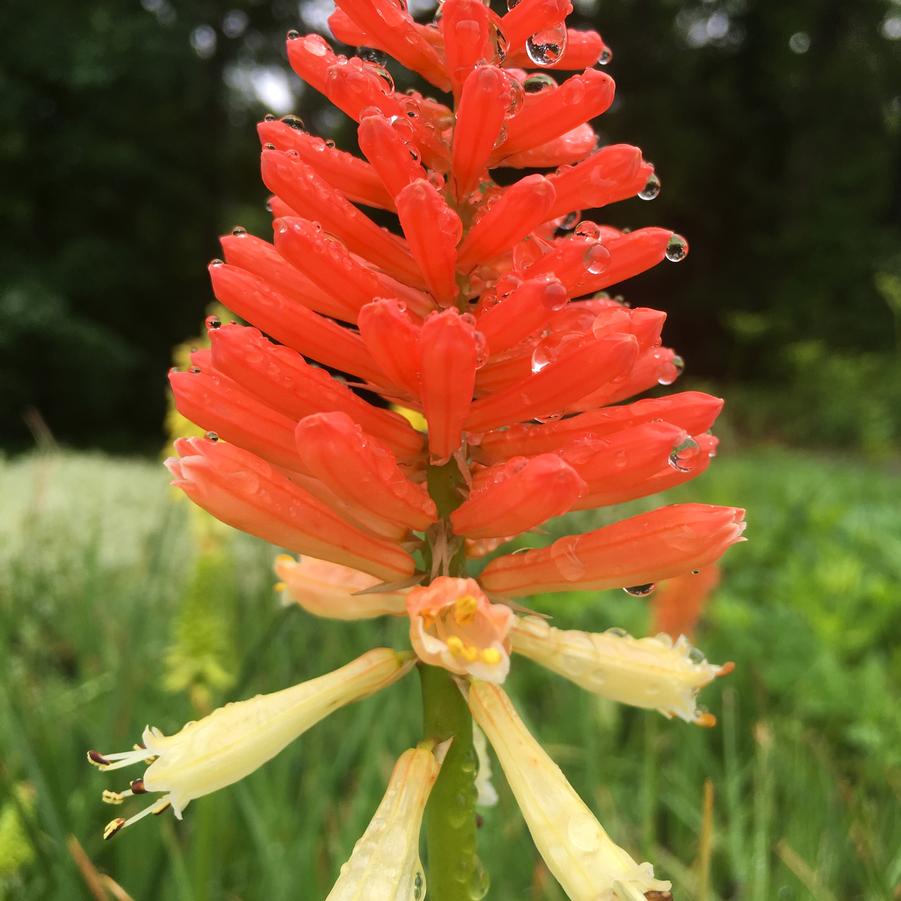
[90, 648, 413, 838]
[326, 745, 441, 900]
[512, 616, 731, 725]
[468, 681, 672, 901]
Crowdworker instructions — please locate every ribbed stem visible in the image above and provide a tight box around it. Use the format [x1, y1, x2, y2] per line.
[419, 664, 478, 901]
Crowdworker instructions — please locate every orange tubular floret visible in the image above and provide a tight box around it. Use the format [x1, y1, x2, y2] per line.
[440, 0, 494, 97]
[480, 504, 746, 597]
[452, 66, 510, 199]
[208, 263, 382, 383]
[170, 368, 303, 474]
[167, 438, 415, 582]
[570, 227, 674, 296]
[207, 324, 424, 464]
[499, 0, 573, 54]
[450, 454, 585, 539]
[358, 300, 422, 398]
[476, 392, 724, 463]
[260, 148, 423, 287]
[220, 232, 356, 323]
[257, 118, 394, 210]
[570, 346, 682, 411]
[545, 144, 649, 221]
[457, 176, 557, 270]
[475, 276, 567, 356]
[358, 114, 427, 199]
[419, 309, 481, 463]
[492, 68, 615, 162]
[295, 412, 438, 532]
[465, 333, 638, 432]
[272, 217, 395, 321]
[332, 0, 450, 91]
[396, 180, 462, 306]
[502, 123, 598, 168]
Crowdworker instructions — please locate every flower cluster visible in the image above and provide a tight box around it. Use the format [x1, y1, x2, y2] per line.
[92, 1, 746, 897]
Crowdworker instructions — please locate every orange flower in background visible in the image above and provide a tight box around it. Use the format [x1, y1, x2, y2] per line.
[91, 0, 750, 895]
[652, 565, 722, 639]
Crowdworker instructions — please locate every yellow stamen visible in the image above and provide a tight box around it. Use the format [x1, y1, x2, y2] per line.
[481, 648, 502, 665]
[460, 644, 479, 662]
[274, 581, 286, 592]
[453, 594, 479, 625]
[446, 636, 466, 657]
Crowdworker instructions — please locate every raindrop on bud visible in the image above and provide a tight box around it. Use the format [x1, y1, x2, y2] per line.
[583, 243, 610, 275]
[504, 75, 525, 118]
[231, 225, 247, 236]
[263, 113, 276, 122]
[665, 234, 689, 262]
[638, 173, 661, 201]
[657, 354, 685, 386]
[597, 47, 613, 66]
[668, 436, 700, 472]
[523, 73, 557, 94]
[574, 220, 601, 240]
[359, 47, 388, 67]
[280, 114, 305, 131]
[526, 23, 567, 66]
[287, 29, 300, 40]
[205, 431, 220, 442]
[623, 583, 656, 597]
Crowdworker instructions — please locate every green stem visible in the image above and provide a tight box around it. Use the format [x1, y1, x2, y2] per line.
[419, 664, 478, 901]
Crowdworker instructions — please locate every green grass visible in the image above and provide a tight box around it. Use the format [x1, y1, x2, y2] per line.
[0, 448, 899, 900]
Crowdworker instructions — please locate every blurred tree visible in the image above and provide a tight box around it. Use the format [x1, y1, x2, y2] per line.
[0, 0, 898, 450]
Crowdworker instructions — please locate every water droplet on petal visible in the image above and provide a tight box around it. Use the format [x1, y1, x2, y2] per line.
[689, 646, 707, 664]
[493, 125, 508, 149]
[231, 225, 247, 236]
[504, 74, 525, 118]
[523, 72, 557, 94]
[597, 46, 613, 66]
[551, 535, 586, 581]
[583, 243, 610, 275]
[210, 258, 224, 267]
[359, 46, 388, 67]
[606, 626, 628, 637]
[574, 220, 601, 240]
[531, 344, 552, 373]
[669, 435, 700, 472]
[280, 114, 305, 131]
[623, 583, 656, 597]
[492, 24, 509, 63]
[287, 29, 300, 40]
[556, 210, 580, 233]
[665, 233, 689, 262]
[638, 173, 661, 201]
[205, 315, 221, 330]
[526, 23, 567, 66]
[657, 354, 685, 386]
[205, 431, 219, 441]
[263, 113, 276, 122]
[505, 0, 520, 9]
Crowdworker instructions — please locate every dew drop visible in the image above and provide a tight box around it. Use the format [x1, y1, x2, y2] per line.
[231, 225, 247, 236]
[556, 210, 581, 233]
[263, 113, 276, 122]
[530, 344, 552, 373]
[359, 46, 388, 67]
[263, 142, 276, 151]
[689, 647, 707, 664]
[325, 138, 336, 149]
[205, 431, 219, 442]
[370, 64, 395, 93]
[668, 435, 700, 472]
[280, 114, 305, 131]
[551, 535, 586, 581]
[657, 354, 685, 386]
[523, 72, 557, 94]
[526, 23, 567, 66]
[492, 24, 509, 63]
[287, 29, 300, 40]
[638, 173, 661, 201]
[205, 315, 221, 330]
[574, 220, 601, 240]
[665, 233, 689, 262]
[493, 125, 508, 149]
[504, 75, 525, 118]
[583, 243, 610, 275]
[606, 626, 628, 637]
[597, 46, 613, 66]
[209, 258, 224, 267]
[623, 583, 656, 597]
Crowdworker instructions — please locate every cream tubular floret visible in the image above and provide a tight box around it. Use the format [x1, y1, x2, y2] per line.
[89, 648, 414, 838]
[468, 681, 671, 901]
[325, 745, 441, 901]
[512, 616, 731, 725]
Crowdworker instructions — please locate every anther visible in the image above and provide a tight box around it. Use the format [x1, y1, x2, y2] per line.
[695, 712, 717, 728]
[103, 818, 127, 841]
[87, 750, 111, 767]
[102, 789, 126, 805]
[130, 778, 147, 794]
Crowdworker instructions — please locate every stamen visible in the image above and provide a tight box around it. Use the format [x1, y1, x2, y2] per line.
[87, 750, 111, 768]
[453, 594, 479, 624]
[130, 778, 147, 794]
[481, 648, 502, 665]
[695, 712, 717, 728]
[103, 818, 127, 840]
[446, 635, 466, 657]
[102, 789, 133, 805]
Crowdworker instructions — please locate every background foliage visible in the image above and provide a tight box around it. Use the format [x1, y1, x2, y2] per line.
[1, 0, 899, 451]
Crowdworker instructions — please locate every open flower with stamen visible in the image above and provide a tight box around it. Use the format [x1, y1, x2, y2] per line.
[469, 681, 672, 901]
[90, 649, 412, 838]
[406, 577, 513, 683]
[114, 0, 750, 892]
[326, 745, 441, 901]
[512, 616, 732, 725]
